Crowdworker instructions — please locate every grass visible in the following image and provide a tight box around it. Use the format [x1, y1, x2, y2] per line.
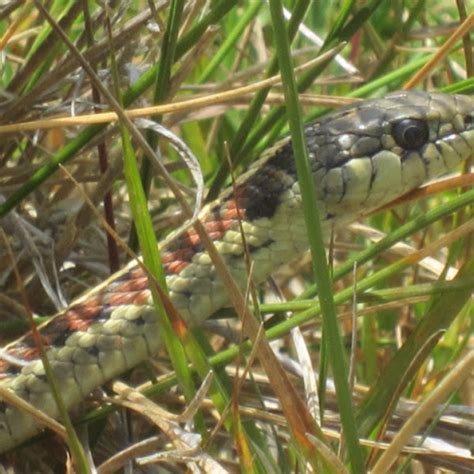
[0, 1, 472, 472]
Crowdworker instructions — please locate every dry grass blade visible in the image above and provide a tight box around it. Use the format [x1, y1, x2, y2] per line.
[98, 377, 225, 473]
[0, 46, 349, 134]
[372, 351, 474, 473]
[403, 13, 474, 89]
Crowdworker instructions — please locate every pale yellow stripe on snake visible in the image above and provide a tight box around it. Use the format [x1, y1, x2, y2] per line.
[0, 91, 473, 453]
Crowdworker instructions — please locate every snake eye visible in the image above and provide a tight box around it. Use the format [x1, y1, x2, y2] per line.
[393, 119, 429, 150]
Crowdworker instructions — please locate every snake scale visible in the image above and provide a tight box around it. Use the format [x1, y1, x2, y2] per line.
[0, 91, 473, 453]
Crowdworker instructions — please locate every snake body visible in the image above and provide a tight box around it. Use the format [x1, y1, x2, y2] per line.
[0, 91, 473, 453]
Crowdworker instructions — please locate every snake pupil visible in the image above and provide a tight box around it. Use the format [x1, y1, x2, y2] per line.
[393, 118, 429, 150]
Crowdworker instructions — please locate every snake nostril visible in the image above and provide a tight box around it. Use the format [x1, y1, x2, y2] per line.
[464, 115, 473, 129]
[393, 118, 429, 150]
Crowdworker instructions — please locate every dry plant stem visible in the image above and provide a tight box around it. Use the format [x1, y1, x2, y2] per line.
[371, 351, 474, 474]
[97, 437, 164, 474]
[306, 433, 349, 474]
[36, 1, 325, 451]
[161, 388, 473, 457]
[0, 45, 349, 134]
[348, 262, 358, 392]
[0, 293, 30, 320]
[81, 0, 119, 274]
[0, 1, 27, 48]
[455, 0, 473, 75]
[399, 218, 474, 266]
[403, 13, 474, 89]
[102, 380, 218, 472]
[372, 173, 474, 214]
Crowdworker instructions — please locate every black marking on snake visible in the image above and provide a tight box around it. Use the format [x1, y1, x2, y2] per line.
[99, 305, 114, 320]
[177, 289, 193, 300]
[231, 112, 391, 220]
[340, 166, 348, 202]
[435, 142, 449, 169]
[85, 345, 100, 357]
[133, 314, 149, 326]
[112, 269, 135, 285]
[224, 238, 275, 264]
[247, 238, 275, 253]
[0, 402, 9, 415]
[458, 133, 471, 149]
[33, 373, 48, 385]
[1, 363, 21, 378]
[368, 157, 377, 192]
[234, 141, 296, 221]
[49, 315, 93, 351]
[193, 242, 205, 254]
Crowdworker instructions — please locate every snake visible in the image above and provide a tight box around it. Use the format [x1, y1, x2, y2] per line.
[0, 90, 473, 454]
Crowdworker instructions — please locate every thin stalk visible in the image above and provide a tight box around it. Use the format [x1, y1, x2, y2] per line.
[268, 1, 364, 471]
[82, 0, 119, 273]
[130, 0, 185, 250]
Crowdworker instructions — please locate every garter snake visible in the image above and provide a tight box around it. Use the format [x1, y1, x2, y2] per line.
[0, 90, 473, 453]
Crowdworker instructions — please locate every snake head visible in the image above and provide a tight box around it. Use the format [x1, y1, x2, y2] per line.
[307, 91, 473, 219]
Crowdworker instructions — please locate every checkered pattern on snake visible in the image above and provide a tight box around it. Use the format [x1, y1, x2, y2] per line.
[0, 91, 473, 452]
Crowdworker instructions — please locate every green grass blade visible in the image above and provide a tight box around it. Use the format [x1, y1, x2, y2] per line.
[268, 1, 364, 470]
[130, 0, 186, 250]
